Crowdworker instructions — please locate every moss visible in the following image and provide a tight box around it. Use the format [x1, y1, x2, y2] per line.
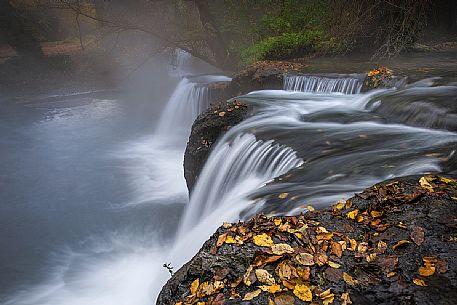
[240, 31, 322, 64]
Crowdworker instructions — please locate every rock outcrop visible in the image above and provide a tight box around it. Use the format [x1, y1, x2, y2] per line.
[157, 175, 457, 305]
[184, 100, 252, 192]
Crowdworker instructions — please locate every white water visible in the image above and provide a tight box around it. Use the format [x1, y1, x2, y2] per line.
[284, 74, 363, 94]
[4, 72, 456, 305]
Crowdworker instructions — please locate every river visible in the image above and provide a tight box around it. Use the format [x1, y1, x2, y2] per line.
[1, 56, 456, 305]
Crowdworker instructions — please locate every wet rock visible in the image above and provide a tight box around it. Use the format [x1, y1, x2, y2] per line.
[361, 67, 407, 91]
[184, 100, 252, 192]
[228, 61, 306, 95]
[157, 175, 457, 305]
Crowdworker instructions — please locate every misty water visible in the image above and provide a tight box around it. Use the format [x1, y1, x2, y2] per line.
[1, 55, 456, 305]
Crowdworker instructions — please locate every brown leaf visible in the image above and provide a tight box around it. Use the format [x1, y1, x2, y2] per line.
[243, 266, 256, 286]
[436, 259, 449, 274]
[255, 269, 276, 285]
[273, 294, 295, 305]
[243, 289, 261, 301]
[410, 226, 425, 246]
[253, 255, 283, 267]
[271, 243, 294, 255]
[295, 253, 314, 266]
[216, 233, 227, 247]
[331, 241, 343, 258]
[315, 249, 329, 266]
[341, 292, 352, 305]
[214, 268, 230, 281]
[276, 261, 298, 282]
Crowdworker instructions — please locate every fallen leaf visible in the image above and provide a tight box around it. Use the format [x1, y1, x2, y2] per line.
[278, 192, 289, 199]
[293, 284, 312, 302]
[410, 226, 425, 246]
[253, 233, 274, 247]
[419, 264, 435, 277]
[259, 284, 282, 293]
[346, 210, 359, 220]
[274, 294, 295, 305]
[357, 242, 368, 253]
[296, 253, 315, 266]
[341, 292, 352, 305]
[190, 279, 200, 295]
[315, 249, 329, 266]
[271, 243, 294, 255]
[326, 267, 343, 282]
[243, 289, 261, 301]
[218, 111, 226, 117]
[413, 278, 427, 286]
[243, 266, 256, 286]
[436, 259, 449, 274]
[343, 272, 358, 286]
[331, 241, 343, 258]
[225, 235, 236, 244]
[419, 176, 434, 192]
[256, 269, 276, 285]
[276, 261, 298, 281]
[319, 288, 335, 305]
[366, 253, 377, 263]
[327, 261, 341, 269]
[370, 210, 383, 218]
[392, 240, 411, 251]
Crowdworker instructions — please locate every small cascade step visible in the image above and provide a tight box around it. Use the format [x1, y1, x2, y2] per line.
[284, 74, 363, 94]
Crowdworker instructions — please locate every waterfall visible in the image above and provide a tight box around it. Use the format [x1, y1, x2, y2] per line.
[155, 75, 231, 141]
[284, 74, 362, 94]
[180, 133, 303, 233]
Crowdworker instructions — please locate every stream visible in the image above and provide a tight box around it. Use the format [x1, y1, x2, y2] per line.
[1, 59, 456, 305]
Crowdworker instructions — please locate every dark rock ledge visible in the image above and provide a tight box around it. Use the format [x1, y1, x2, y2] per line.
[157, 175, 457, 305]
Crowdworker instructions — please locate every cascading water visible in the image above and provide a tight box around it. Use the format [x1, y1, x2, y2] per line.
[3, 66, 457, 305]
[284, 74, 363, 94]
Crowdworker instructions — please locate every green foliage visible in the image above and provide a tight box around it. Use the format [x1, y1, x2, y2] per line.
[241, 30, 322, 63]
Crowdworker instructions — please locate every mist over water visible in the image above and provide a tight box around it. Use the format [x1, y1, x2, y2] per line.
[1, 55, 456, 305]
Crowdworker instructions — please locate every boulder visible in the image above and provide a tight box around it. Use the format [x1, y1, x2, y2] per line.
[157, 175, 457, 305]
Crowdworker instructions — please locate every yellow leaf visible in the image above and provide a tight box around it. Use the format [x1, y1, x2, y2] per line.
[317, 232, 334, 241]
[175, 302, 183, 305]
[413, 278, 427, 286]
[295, 253, 315, 266]
[271, 243, 294, 255]
[386, 271, 396, 277]
[343, 272, 358, 286]
[419, 176, 434, 192]
[278, 192, 289, 199]
[259, 284, 282, 293]
[419, 264, 436, 277]
[346, 210, 359, 220]
[255, 269, 276, 285]
[370, 210, 383, 218]
[341, 292, 352, 305]
[439, 176, 456, 184]
[190, 279, 199, 295]
[392, 240, 411, 251]
[366, 253, 377, 263]
[225, 235, 236, 244]
[293, 284, 312, 302]
[243, 289, 261, 301]
[335, 200, 346, 210]
[253, 233, 274, 247]
[218, 111, 226, 117]
[274, 219, 282, 226]
[306, 205, 315, 211]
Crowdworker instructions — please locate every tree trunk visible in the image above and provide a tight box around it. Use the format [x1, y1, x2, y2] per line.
[193, 0, 237, 70]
